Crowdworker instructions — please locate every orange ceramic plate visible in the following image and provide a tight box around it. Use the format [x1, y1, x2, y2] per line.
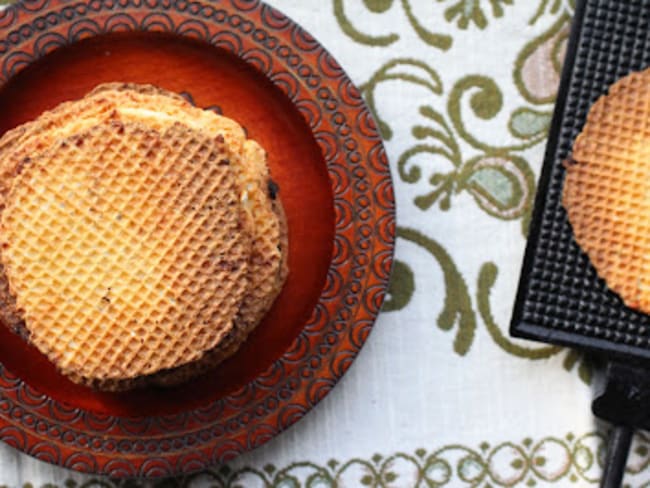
[0, 0, 394, 477]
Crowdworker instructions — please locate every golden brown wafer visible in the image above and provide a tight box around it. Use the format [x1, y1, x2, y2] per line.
[563, 68, 650, 311]
[0, 121, 250, 387]
[81, 85, 288, 366]
[0, 83, 289, 389]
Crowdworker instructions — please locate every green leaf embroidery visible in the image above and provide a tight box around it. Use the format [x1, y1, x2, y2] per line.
[400, 0, 453, 50]
[438, 0, 513, 30]
[333, 0, 399, 46]
[529, 0, 574, 25]
[476, 262, 562, 359]
[395, 227, 476, 356]
[363, 0, 394, 13]
[383, 260, 415, 312]
[333, 0, 451, 50]
[361, 59, 546, 229]
[562, 350, 594, 385]
[361, 60, 443, 140]
[448, 75, 542, 152]
[458, 154, 535, 223]
[508, 108, 552, 140]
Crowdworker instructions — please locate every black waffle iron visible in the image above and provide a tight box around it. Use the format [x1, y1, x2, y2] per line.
[510, 1, 650, 486]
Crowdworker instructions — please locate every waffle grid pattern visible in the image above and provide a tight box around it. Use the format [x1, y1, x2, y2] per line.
[513, 0, 650, 358]
[1, 122, 249, 382]
[563, 70, 650, 312]
[86, 86, 286, 351]
[0, 84, 287, 388]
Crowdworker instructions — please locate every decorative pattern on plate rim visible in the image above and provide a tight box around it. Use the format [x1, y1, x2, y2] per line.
[0, 0, 395, 478]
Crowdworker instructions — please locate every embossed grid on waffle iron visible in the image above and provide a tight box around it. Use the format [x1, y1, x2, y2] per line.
[522, 0, 650, 347]
[0, 0, 395, 475]
[1, 121, 248, 381]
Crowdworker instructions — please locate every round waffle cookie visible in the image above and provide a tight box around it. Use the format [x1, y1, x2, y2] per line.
[0, 121, 250, 388]
[0, 84, 288, 389]
[83, 84, 288, 337]
[0, 85, 287, 335]
[563, 68, 650, 312]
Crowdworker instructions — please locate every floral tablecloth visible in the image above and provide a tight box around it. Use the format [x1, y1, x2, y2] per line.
[1, 0, 648, 486]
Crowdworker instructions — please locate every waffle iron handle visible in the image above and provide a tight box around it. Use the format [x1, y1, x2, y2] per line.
[592, 361, 650, 487]
[599, 425, 633, 488]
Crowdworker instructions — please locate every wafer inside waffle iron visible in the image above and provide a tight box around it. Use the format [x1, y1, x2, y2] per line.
[510, 1, 650, 486]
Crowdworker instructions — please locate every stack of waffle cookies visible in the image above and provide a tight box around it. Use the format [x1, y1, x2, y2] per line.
[0, 83, 288, 391]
